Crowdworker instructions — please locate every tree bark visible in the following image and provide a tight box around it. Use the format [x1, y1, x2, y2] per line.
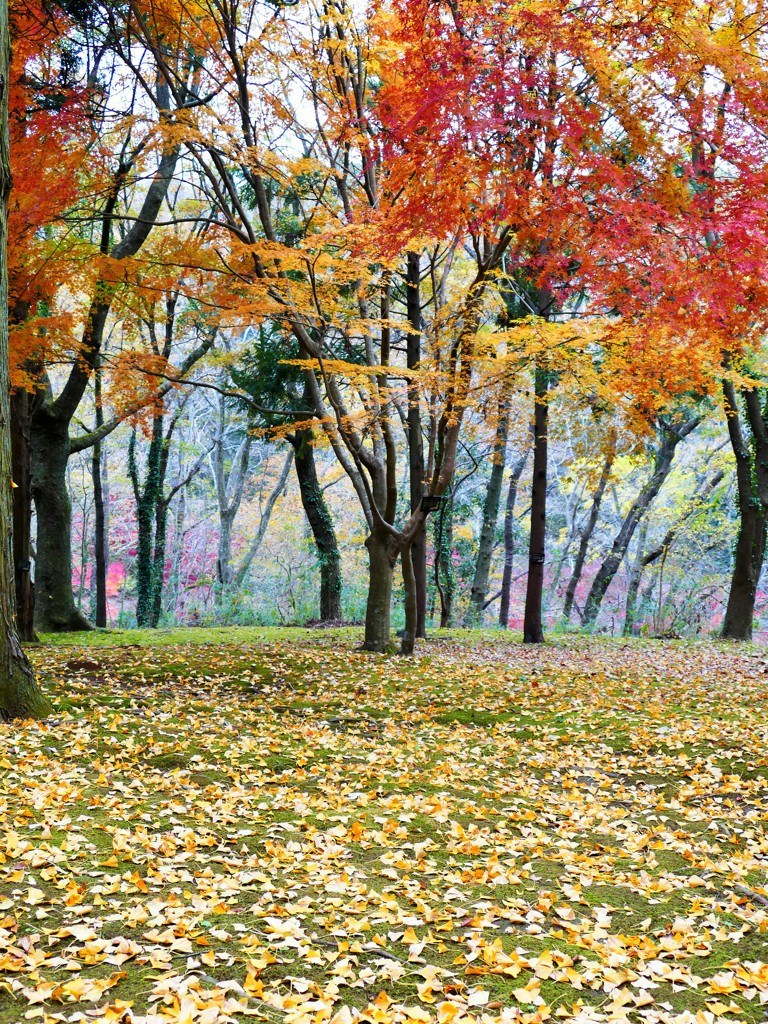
[400, 541, 417, 655]
[0, 4, 50, 715]
[435, 494, 455, 627]
[562, 441, 615, 623]
[405, 252, 427, 637]
[582, 415, 700, 628]
[523, 366, 549, 643]
[91, 363, 108, 627]
[499, 449, 529, 628]
[466, 400, 510, 626]
[30, 409, 90, 631]
[10, 387, 35, 640]
[290, 429, 342, 622]
[722, 380, 768, 640]
[362, 529, 398, 651]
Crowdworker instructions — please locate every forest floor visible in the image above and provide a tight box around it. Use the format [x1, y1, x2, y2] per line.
[1, 628, 767, 1024]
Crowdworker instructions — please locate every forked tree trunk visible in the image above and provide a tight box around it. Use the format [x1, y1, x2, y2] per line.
[435, 495, 455, 627]
[0, 5, 50, 717]
[291, 429, 342, 622]
[523, 367, 549, 643]
[362, 530, 398, 651]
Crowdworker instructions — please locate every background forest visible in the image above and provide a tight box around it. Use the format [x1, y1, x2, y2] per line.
[9, 0, 768, 648]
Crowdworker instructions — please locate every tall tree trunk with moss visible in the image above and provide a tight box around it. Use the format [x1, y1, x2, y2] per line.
[0, 6, 50, 716]
[435, 495, 455, 628]
[721, 381, 768, 640]
[290, 429, 342, 621]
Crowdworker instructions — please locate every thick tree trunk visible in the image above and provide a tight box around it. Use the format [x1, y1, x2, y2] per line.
[362, 530, 397, 651]
[30, 411, 90, 632]
[406, 252, 427, 637]
[582, 416, 698, 629]
[722, 381, 768, 640]
[0, 8, 50, 715]
[722, 505, 766, 640]
[562, 444, 614, 623]
[523, 367, 549, 643]
[11, 389, 36, 640]
[466, 402, 509, 626]
[499, 449, 528, 628]
[291, 430, 342, 621]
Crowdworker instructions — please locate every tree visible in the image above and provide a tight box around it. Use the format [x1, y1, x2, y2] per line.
[582, 414, 701, 629]
[0, 0, 50, 717]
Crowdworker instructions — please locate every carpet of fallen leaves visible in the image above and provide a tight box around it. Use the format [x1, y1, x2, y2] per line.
[1, 628, 768, 1024]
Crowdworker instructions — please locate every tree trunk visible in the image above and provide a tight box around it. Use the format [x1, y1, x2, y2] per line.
[722, 504, 766, 640]
[11, 388, 35, 640]
[128, 419, 164, 629]
[721, 380, 768, 640]
[406, 252, 427, 636]
[149, 495, 170, 628]
[0, 6, 50, 715]
[400, 541, 417, 655]
[582, 415, 699, 629]
[362, 530, 397, 651]
[30, 411, 90, 631]
[499, 449, 529, 628]
[523, 367, 549, 643]
[91, 364, 108, 628]
[562, 443, 615, 623]
[291, 429, 342, 622]
[435, 495, 455, 627]
[623, 520, 649, 637]
[466, 401, 510, 626]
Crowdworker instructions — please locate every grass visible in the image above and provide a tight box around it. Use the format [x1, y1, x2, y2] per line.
[0, 627, 767, 1023]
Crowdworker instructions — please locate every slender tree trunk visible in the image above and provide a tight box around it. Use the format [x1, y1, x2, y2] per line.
[11, 388, 35, 640]
[400, 541, 417, 655]
[149, 494, 171, 628]
[362, 529, 398, 651]
[0, 7, 50, 715]
[406, 252, 427, 636]
[466, 401, 510, 626]
[291, 429, 342, 622]
[582, 416, 699, 629]
[435, 495, 455, 627]
[91, 364, 108, 628]
[523, 367, 549, 643]
[499, 449, 529, 628]
[562, 443, 615, 623]
[623, 520, 648, 637]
